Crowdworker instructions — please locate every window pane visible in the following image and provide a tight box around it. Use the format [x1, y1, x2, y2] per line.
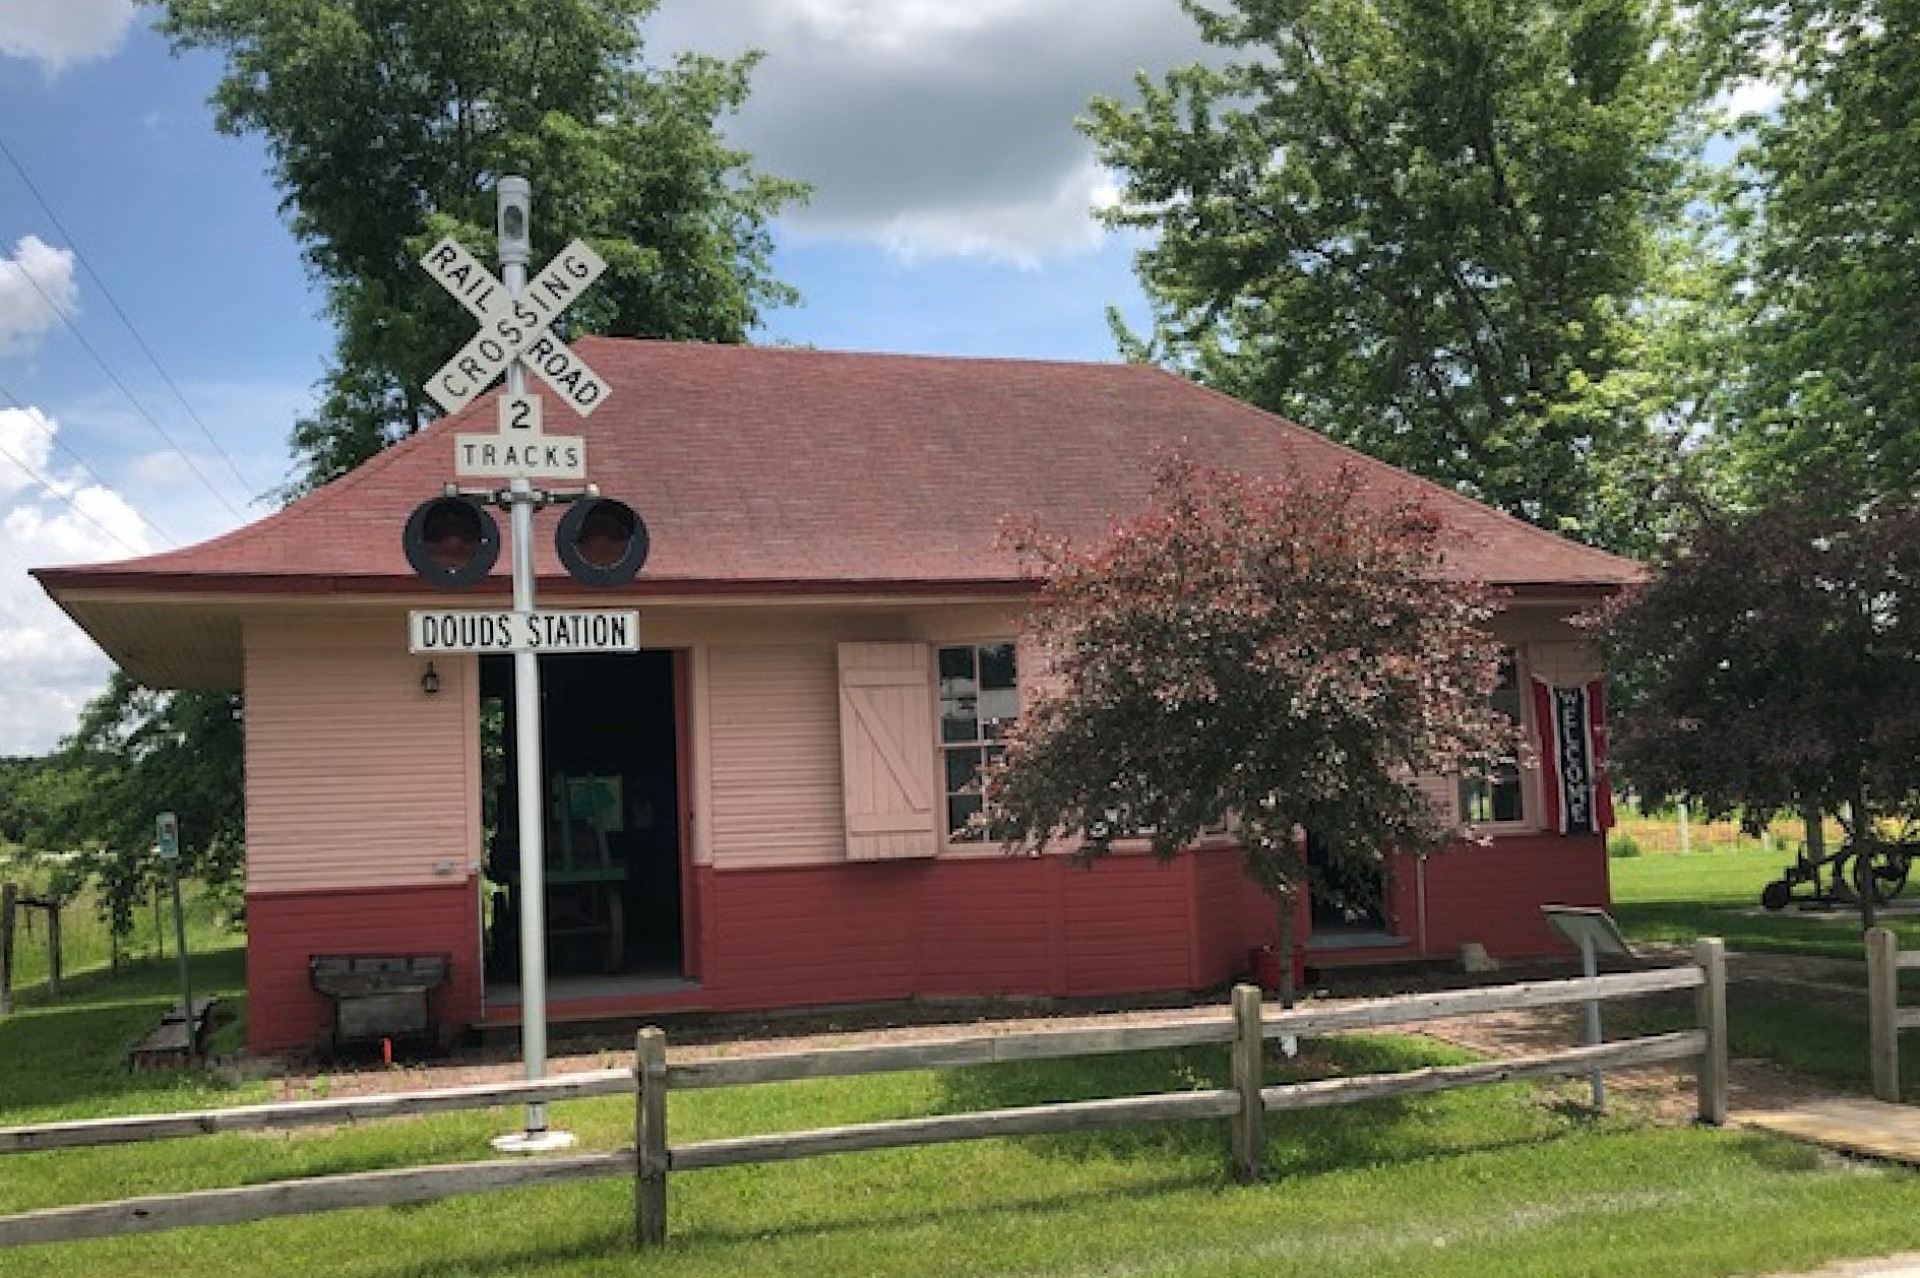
[1491, 768, 1524, 822]
[1460, 765, 1523, 824]
[948, 793, 984, 839]
[938, 645, 976, 689]
[941, 695, 978, 744]
[978, 643, 1017, 690]
[1487, 655, 1520, 718]
[978, 687, 1019, 737]
[946, 747, 984, 794]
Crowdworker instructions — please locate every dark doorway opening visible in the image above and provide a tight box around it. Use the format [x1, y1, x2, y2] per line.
[1306, 831, 1389, 934]
[481, 650, 684, 983]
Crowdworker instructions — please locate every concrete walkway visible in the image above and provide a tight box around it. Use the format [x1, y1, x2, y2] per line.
[1741, 1098, 1920, 1166]
[1738, 1100, 1920, 1278]
[1764, 1258, 1920, 1278]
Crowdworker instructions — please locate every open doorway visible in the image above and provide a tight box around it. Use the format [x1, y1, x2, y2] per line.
[480, 650, 686, 988]
[1306, 830, 1389, 935]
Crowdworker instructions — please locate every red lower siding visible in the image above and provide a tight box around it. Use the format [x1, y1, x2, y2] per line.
[247, 882, 482, 1052]
[246, 835, 1607, 1049]
[1393, 834, 1610, 957]
[1310, 834, 1612, 969]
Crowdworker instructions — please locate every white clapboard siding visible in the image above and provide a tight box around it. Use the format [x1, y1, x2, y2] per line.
[246, 612, 478, 892]
[837, 642, 940, 861]
[707, 645, 847, 869]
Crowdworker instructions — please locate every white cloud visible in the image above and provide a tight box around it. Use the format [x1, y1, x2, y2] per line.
[0, 235, 78, 356]
[0, 0, 138, 73]
[0, 403, 154, 755]
[649, 0, 1211, 263]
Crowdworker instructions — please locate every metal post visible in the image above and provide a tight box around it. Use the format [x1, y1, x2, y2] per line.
[1580, 933, 1605, 1111]
[490, 177, 574, 1154]
[170, 859, 193, 1056]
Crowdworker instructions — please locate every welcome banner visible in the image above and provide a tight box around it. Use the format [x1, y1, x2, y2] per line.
[1531, 678, 1614, 835]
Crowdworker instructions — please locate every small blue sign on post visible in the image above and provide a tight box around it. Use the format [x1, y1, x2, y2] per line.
[156, 812, 180, 862]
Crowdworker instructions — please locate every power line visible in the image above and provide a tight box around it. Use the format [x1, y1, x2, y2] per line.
[0, 236, 249, 523]
[0, 428, 153, 560]
[0, 129, 262, 519]
[0, 375, 178, 548]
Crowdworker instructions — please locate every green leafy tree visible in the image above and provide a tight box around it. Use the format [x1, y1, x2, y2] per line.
[1709, 0, 1920, 507]
[157, 0, 808, 491]
[1085, 0, 1721, 545]
[988, 455, 1516, 1002]
[7, 676, 244, 944]
[1599, 486, 1920, 923]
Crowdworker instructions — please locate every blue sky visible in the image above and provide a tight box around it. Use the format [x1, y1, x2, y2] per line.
[0, 0, 1209, 754]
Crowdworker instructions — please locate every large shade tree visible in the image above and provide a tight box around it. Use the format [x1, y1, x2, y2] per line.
[1085, 0, 1722, 548]
[158, 0, 807, 491]
[1600, 487, 1920, 923]
[987, 456, 1517, 1001]
[1709, 0, 1920, 509]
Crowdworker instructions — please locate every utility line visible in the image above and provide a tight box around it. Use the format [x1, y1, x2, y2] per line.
[0, 376, 178, 548]
[0, 428, 153, 560]
[0, 130, 260, 519]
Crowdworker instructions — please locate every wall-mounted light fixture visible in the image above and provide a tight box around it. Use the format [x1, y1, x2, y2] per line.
[421, 662, 441, 697]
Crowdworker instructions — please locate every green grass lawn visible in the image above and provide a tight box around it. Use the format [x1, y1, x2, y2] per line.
[1607, 845, 1920, 1093]
[1608, 843, 1920, 958]
[1, 1036, 1918, 1278]
[5, 849, 1920, 1275]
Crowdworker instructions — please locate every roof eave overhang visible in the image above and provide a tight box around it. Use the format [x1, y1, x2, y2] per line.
[31, 569, 1046, 602]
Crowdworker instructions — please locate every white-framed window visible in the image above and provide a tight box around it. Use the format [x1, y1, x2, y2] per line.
[938, 641, 1019, 840]
[1459, 653, 1527, 825]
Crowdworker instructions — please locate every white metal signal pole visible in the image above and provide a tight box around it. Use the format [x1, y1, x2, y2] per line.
[491, 177, 573, 1153]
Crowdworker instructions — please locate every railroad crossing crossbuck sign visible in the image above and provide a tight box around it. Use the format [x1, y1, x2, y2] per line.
[420, 234, 610, 480]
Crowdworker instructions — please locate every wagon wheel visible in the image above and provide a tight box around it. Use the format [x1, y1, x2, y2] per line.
[1760, 879, 1793, 912]
[1850, 843, 1913, 905]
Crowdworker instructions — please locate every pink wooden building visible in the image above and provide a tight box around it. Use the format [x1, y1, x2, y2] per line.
[35, 340, 1634, 1051]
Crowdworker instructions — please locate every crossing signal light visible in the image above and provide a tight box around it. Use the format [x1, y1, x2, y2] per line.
[556, 497, 649, 586]
[403, 495, 500, 588]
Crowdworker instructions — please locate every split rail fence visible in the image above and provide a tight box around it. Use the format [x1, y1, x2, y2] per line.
[1867, 926, 1920, 1102]
[0, 938, 1727, 1251]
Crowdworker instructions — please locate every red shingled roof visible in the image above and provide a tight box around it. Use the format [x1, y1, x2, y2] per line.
[37, 338, 1637, 599]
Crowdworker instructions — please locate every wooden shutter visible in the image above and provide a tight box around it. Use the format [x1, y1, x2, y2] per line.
[837, 642, 940, 861]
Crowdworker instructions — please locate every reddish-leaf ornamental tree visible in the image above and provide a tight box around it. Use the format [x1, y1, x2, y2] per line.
[988, 455, 1516, 998]
[1599, 487, 1920, 923]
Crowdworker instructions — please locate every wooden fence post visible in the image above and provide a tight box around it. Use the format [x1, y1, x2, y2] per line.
[1693, 937, 1728, 1125]
[1230, 983, 1265, 1183]
[635, 1028, 669, 1248]
[0, 884, 15, 1017]
[44, 901, 60, 1001]
[1868, 926, 1900, 1103]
